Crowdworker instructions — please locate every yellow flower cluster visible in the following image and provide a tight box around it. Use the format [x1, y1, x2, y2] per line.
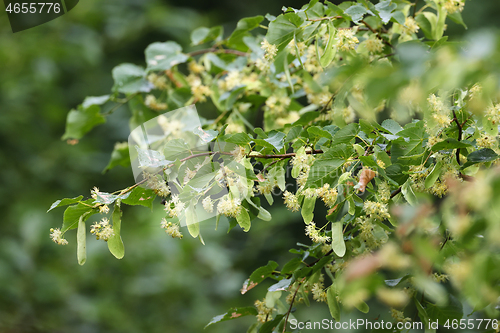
[255, 299, 274, 323]
[476, 134, 497, 149]
[311, 282, 328, 302]
[377, 181, 391, 203]
[145, 94, 168, 111]
[363, 200, 390, 220]
[336, 29, 359, 51]
[283, 190, 300, 212]
[486, 104, 500, 125]
[145, 173, 171, 197]
[188, 60, 205, 74]
[50, 228, 68, 245]
[217, 195, 242, 218]
[160, 218, 183, 239]
[261, 39, 278, 61]
[90, 218, 115, 241]
[317, 184, 338, 207]
[202, 196, 214, 213]
[390, 308, 412, 323]
[443, 0, 465, 14]
[363, 37, 384, 54]
[147, 73, 168, 90]
[164, 195, 185, 217]
[265, 94, 291, 114]
[305, 222, 331, 244]
[402, 16, 419, 36]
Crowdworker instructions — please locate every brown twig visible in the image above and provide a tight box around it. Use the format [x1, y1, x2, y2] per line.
[451, 110, 463, 166]
[282, 278, 306, 333]
[188, 48, 248, 57]
[361, 19, 394, 49]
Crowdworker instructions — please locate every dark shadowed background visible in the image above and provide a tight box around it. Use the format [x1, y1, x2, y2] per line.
[0, 1, 499, 332]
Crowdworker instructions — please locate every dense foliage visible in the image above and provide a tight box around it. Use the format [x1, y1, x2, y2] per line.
[49, 0, 500, 331]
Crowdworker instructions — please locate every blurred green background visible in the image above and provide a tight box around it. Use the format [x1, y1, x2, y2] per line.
[0, 0, 499, 332]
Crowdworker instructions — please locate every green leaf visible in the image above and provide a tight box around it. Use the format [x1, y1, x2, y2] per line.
[462, 148, 499, 168]
[47, 196, 84, 212]
[185, 204, 200, 238]
[426, 295, 463, 322]
[205, 307, 258, 328]
[332, 123, 359, 144]
[301, 195, 316, 224]
[431, 138, 472, 151]
[332, 220, 346, 257]
[448, 11, 467, 29]
[264, 131, 286, 150]
[193, 127, 218, 143]
[107, 205, 125, 259]
[319, 22, 337, 68]
[374, 0, 396, 24]
[112, 63, 150, 94]
[77, 216, 86, 266]
[327, 285, 341, 321]
[416, 13, 434, 40]
[355, 300, 369, 313]
[104, 142, 130, 173]
[344, 3, 370, 23]
[381, 119, 403, 135]
[190, 26, 223, 45]
[307, 126, 333, 140]
[415, 297, 431, 328]
[228, 16, 264, 49]
[62, 105, 106, 140]
[282, 257, 302, 274]
[145, 41, 188, 72]
[266, 13, 301, 51]
[305, 145, 348, 188]
[401, 179, 417, 206]
[62, 200, 96, 232]
[236, 207, 251, 232]
[246, 261, 279, 289]
[425, 162, 442, 189]
[81, 95, 110, 109]
[121, 187, 156, 209]
[223, 132, 253, 145]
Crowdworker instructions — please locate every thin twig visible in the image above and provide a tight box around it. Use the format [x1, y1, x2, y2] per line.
[451, 110, 463, 166]
[282, 278, 305, 333]
[188, 48, 248, 57]
[412, 0, 419, 18]
[361, 19, 394, 49]
[390, 187, 402, 199]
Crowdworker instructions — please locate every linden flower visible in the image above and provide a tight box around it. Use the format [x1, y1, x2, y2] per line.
[283, 191, 300, 212]
[50, 228, 68, 245]
[145, 94, 168, 111]
[476, 134, 497, 149]
[402, 16, 419, 35]
[305, 222, 331, 244]
[255, 299, 273, 323]
[90, 218, 114, 241]
[188, 60, 204, 74]
[217, 196, 242, 218]
[364, 37, 384, 53]
[363, 201, 390, 220]
[202, 196, 214, 213]
[443, 0, 464, 14]
[160, 218, 183, 239]
[99, 205, 110, 214]
[261, 39, 278, 61]
[336, 29, 359, 51]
